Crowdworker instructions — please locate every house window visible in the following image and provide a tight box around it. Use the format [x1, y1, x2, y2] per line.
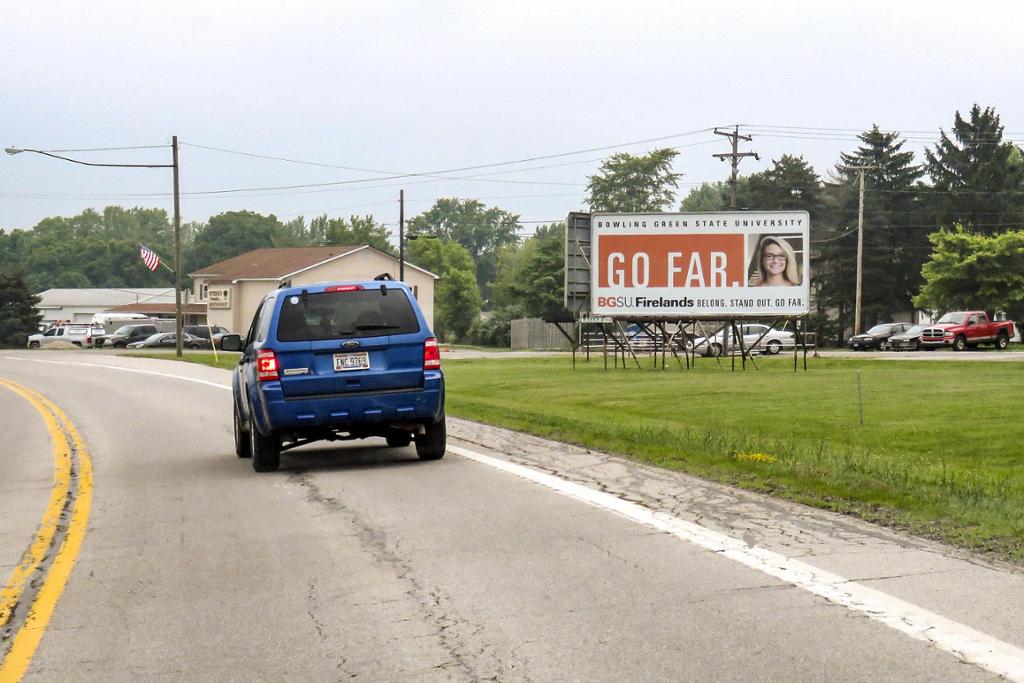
[412, 285, 419, 299]
[199, 283, 209, 301]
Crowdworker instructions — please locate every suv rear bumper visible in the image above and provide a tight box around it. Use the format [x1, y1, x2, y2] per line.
[250, 373, 444, 435]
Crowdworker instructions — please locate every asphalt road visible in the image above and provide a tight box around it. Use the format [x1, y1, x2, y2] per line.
[2, 351, 1023, 681]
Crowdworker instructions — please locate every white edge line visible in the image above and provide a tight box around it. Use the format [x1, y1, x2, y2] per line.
[448, 444, 1024, 682]
[7, 356, 1024, 679]
[3, 357, 232, 391]
[4, 358, 232, 389]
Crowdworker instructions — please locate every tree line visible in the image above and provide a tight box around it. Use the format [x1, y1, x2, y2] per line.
[1, 104, 1022, 346]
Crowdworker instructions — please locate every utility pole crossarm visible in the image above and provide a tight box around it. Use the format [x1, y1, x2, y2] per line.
[712, 126, 760, 209]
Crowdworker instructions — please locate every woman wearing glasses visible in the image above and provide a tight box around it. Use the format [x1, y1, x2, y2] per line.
[751, 235, 801, 287]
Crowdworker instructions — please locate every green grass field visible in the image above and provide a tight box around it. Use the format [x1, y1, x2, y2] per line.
[443, 355, 1024, 561]
[146, 351, 1024, 561]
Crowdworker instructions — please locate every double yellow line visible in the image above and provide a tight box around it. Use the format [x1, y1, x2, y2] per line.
[0, 379, 93, 682]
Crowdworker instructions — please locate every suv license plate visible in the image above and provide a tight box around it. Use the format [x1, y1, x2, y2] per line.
[333, 352, 370, 372]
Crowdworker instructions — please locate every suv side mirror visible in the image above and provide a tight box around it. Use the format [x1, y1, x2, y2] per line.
[220, 334, 243, 352]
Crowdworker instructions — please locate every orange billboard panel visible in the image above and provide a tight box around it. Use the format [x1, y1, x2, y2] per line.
[598, 234, 745, 288]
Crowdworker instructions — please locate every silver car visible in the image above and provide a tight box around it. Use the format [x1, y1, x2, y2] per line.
[688, 323, 796, 356]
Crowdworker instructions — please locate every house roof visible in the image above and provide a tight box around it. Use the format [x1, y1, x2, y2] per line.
[190, 245, 437, 283]
[37, 288, 178, 308]
[108, 303, 208, 315]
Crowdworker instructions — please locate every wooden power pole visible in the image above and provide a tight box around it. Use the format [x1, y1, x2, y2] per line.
[713, 126, 760, 208]
[840, 165, 876, 336]
[399, 189, 405, 281]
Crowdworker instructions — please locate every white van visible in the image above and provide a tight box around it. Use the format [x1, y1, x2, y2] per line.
[92, 313, 154, 335]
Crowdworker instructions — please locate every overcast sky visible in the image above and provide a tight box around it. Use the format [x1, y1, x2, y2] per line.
[2, 0, 1022, 241]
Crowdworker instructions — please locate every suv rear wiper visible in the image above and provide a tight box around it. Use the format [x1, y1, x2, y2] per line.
[354, 324, 400, 331]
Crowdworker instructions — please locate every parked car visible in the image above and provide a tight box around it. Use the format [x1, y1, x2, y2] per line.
[102, 324, 161, 348]
[27, 324, 95, 349]
[888, 325, 925, 351]
[222, 280, 445, 472]
[920, 311, 1016, 351]
[688, 323, 795, 356]
[847, 322, 914, 351]
[183, 324, 231, 349]
[126, 332, 206, 349]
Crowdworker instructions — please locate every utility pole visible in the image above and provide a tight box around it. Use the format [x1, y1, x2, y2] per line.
[399, 189, 405, 281]
[172, 136, 183, 357]
[841, 165, 876, 336]
[713, 126, 760, 209]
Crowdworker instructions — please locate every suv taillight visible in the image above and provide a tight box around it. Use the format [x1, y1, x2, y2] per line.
[423, 337, 441, 370]
[256, 349, 280, 381]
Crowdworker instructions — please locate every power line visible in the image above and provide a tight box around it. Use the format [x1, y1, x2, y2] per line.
[39, 145, 171, 153]
[179, 127, 714, 176]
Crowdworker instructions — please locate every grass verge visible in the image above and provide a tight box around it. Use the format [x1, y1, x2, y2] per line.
[131, 351, 240, 370]
[443, 355, 1024, 562]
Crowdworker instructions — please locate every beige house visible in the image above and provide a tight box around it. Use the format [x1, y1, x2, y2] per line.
[190, 246, 437, 332]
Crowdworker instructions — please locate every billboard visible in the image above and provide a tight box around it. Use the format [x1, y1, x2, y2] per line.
[591, 211, 809, 318]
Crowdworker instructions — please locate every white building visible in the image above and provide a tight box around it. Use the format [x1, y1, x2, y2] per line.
[36, 288, 180, 325]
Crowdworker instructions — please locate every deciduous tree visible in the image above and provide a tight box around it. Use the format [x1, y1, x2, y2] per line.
[914, 228, 1024, 324]
[586, 148, 681, 213]
[492, 223, 565, 320]
[189, 211, 283, 268]
[406, 198, 519, 298]
[406, 237, 481, 341]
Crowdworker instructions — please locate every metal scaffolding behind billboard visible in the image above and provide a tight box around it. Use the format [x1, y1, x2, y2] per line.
[564, 212, 593, 316]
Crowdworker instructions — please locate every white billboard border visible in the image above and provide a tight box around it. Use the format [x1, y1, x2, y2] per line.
[589, 210, 811, 320]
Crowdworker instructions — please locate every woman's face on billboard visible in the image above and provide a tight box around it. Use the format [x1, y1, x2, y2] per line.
[762, 243, 788, 276]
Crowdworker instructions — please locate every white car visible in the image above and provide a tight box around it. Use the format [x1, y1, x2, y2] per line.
[688, 323, 796, 356]
[27, 324, 97, 349]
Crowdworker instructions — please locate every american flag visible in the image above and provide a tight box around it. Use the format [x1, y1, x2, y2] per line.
[139, 245, 161, 272]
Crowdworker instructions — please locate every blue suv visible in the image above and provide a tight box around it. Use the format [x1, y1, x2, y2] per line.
[221, 281, 445, 472]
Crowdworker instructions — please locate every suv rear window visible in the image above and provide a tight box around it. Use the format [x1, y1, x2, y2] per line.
[276, 289, 420, 342]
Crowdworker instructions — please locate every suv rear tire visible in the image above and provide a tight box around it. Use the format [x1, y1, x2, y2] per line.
[234, 401, 252, 459]
[996, 332, 1010, 350]
[415, 415, 446, 461]
[250, 419, 280, 472]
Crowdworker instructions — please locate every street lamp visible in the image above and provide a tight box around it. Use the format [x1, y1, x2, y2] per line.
[5, 138, 185, 356]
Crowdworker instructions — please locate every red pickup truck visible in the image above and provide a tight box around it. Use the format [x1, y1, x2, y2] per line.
[919, 311, 1016, 351]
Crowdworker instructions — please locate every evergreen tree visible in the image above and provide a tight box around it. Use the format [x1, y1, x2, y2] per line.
[0, 270, 42, 347]
[925, 105, 1024, 234]
[736, 155, 824, 213]
[817, 126, 926, 334]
